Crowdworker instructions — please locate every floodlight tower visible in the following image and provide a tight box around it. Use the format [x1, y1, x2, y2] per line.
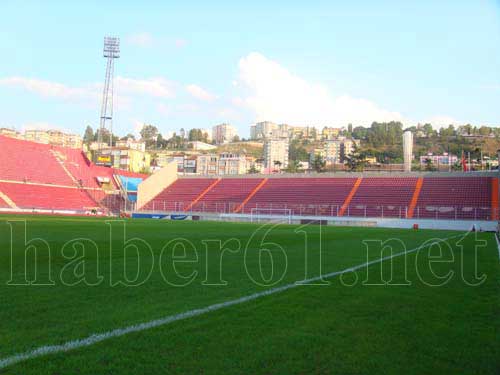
[98, 36, 120, 149]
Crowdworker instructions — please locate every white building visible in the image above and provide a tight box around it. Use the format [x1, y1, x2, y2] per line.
[196, 153, 247, 175]
[115, 137, 146, 152]
[212, 123, 237, 145]
[323, 137, 358, 163]
[263, 138, 289, 170]
[250, 121, 291, 140]
[403, 131, 413, 172]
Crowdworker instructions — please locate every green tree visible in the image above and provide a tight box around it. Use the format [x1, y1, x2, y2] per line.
[140, 124, 159, 148]
[345, 145, 368, 171]
[188, 129, 204, 142]
[439, 125, 456, 137]
[289, 140, 309, 161]
[283, 159, 302, 173]
[83, 125, 94, 145]
[311, 154, 326, 173]
[247, 165, 259, 174]
[424, 158, 436, 171]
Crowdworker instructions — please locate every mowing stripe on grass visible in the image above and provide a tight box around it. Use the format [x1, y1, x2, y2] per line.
[0, 233, 464, 369]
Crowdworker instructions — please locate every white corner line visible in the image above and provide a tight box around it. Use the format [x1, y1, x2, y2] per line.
[0, 234, 464, 369]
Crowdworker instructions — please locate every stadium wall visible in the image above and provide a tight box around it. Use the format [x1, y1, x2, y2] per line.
[131, 210, 495, 231]
[136, 161, 177, 210]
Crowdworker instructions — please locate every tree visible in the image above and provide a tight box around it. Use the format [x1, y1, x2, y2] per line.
[247, 165, 259, 174]
[424, 158, 436, 171]
[83, 125, 94, 145]
[284, 160, 302, 173]
[150, 152, 159, 167]
[439, 125, 456, 137]
[232, 135, 240, 142]
[94, 128, 118, 146]
[188, 129, 204, 142]
[289, 139, 309, 161]
[156, 133, 166, 149]
[140, 124, 159, 148]
[345, 145, 368, 171]
[478, 126, 491, 136]
[352, 126, 368, 140]
[311, 154, 326, 173]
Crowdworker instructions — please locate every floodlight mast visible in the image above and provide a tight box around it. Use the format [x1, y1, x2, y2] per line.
[98, 37, 120, 150]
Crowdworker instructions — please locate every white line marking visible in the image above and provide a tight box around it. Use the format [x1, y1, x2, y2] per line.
[494, 232, 500, 262]
[0, 234, 463, 369]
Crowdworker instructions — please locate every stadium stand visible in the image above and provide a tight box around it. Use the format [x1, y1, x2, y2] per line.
[0, 182, 98, 211]
[0, 135, 146, 214]
[242, 177, 357, 216]
[191, 177, 265, 212]
[138, 175, 496, 221]
[142, 178, 217, 211]
[0, 136, 74, 185]
[414, 176, 491, 220]
[347, 177, 418, 218]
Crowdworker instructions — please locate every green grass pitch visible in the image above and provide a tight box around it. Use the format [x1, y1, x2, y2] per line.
[0, 215, 498, 374]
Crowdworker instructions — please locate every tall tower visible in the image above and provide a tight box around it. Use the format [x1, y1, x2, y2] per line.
[403, 130, 413, 172]
[98, 36, 120, 149]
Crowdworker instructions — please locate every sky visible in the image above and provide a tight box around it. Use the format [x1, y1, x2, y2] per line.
[0, 0, 499, 138]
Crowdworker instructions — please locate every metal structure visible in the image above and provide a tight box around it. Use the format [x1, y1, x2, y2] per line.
[98, 36, 120, 149]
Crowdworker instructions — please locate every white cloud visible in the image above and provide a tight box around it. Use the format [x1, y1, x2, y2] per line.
[127, 32, 154, 48]
[186, 84, 216, 101]
[126, 33, 187, 49]
[116, 76, 174, 98]
[0, 76, 98, 102]
[0, 76, 175, 104]
[236, 52, 403, 126]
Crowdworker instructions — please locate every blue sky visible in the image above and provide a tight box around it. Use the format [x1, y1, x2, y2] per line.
[0, 0, 499, 138]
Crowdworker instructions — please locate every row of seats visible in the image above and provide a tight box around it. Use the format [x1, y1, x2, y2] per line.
[140, 176, 495, 220]
[0, 136, 148, 213]
[0, 136, 74, 185]
[142, 179, 216, 211]
[415, 177, 491, 219]
[0, 182, 98, 211]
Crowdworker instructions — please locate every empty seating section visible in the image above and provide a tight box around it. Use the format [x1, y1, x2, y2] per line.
[243, 178, 356, 215]
[140, 176, 494, 221]
[348, 177, 418, 218]
[0, 136, 73, 185]
[0, 182, 98, 211]
[193, 178, 265, 212]
[415, 177, 492, 220]
[142, 178, 216, 211]
[0, 136, 151, 212]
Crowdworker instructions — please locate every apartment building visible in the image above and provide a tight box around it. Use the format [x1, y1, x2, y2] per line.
[263, 138, 289, 170]
[212, 123, 237, 144]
